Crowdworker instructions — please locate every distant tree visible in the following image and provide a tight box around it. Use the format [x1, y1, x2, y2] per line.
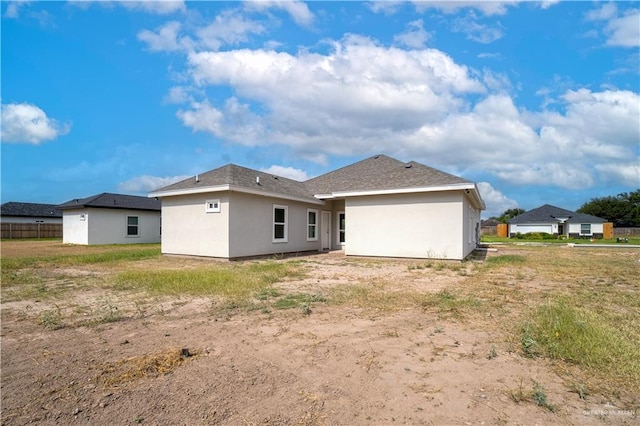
[496, 208, 526, 223]
[577, 190, 640, 227]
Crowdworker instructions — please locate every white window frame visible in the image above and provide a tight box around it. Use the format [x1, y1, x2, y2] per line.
[205, 199, 221, 213]
[580, 223, 591, 235]
[337, 211, 345, 246]
[273, 205, 288, 243]
[307, 209, 318, 241]
[126, 215, 139, 237]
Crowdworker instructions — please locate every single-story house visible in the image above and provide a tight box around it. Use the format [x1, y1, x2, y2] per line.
[58, 193, 161, 245]
[149, 155, 485, 260]
[1, 202, 63, 224]
[508, 204, 607, 238]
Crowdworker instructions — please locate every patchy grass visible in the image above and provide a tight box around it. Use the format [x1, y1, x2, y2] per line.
[114, 261, 304, 301]
[521, 298, 640, 392]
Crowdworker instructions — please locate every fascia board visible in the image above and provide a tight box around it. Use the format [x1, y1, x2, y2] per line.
[150, 184, 324, 206]
[319, 183, 475, 198]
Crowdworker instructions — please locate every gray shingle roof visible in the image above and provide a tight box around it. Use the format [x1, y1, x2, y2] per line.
[153, 155, 473, 201]
[1, 202, 62, 218]
[58, 193, 161, 211]
[156, 164, 318, 202]
[508, 204, 606, 224]
[305, 155, 471, 194]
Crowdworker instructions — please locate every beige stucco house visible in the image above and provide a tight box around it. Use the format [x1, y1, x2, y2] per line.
[150, 155, 485, 260]
[59, 193, 161, 245]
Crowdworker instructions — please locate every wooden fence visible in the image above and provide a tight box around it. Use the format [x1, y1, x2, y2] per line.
[613, 227, 640, 237]
[1, 223, 62, 239]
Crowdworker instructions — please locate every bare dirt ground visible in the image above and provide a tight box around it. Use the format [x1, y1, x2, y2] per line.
[1, 241, 638, 425]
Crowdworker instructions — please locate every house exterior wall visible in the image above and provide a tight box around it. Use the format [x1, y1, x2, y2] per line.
[160, 194, 230, 257]
[344, 191, 466, 260]
[509, 224, 554, 236]
[63, 208, 160, 245]
[1, 216, 62, 224]
[568, 222, 604, 238]
[63, 209, 89, 244]
[462, 195, 482, 259]
[228, 192, 322, 258]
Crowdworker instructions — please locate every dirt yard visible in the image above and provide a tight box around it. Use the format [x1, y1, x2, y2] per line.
[1, 241, 638, 425]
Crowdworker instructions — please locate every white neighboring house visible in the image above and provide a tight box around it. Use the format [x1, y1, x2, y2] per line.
[1, 202, 62, 224]
[58, 193, 161, 245]
[508, 204, 607, 238]
[149, 155, 486, 260]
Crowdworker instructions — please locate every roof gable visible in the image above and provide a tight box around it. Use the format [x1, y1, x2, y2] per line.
[508, 204, 606, 224]
[150, 154, 483, 209]
[58, 193, 161, 211]
[1, 202, 62, 218]
[152, 164, 318, 202]
[304, 155, 471, 194]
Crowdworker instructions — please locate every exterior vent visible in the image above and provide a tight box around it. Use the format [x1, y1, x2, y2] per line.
[256, 176, 260, 184]
[195, 174, 200, 183]
[405, 163, 412, 168]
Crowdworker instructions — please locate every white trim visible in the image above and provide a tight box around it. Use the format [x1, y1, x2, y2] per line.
[273, 204, 288, 243]
[314, 183, 486, 210]
[321, 210, 331, 251]
[205, 199, 221, 213]
[150, 184, 324, 205]
[126, 215, 140, 238]
[337, 211, 345, 246]
[307, 209, 318, 242]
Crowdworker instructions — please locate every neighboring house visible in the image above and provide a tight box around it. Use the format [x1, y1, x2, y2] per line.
[150, 155, 485, 260]
[508, 204, 607, 238]
[1, 202, 63, 224]
[58, 193, 161, 245]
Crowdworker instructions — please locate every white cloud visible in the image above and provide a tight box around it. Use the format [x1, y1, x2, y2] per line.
[137, 21, 191, 52]
[137, 10, 265, 53]
[476, 182, 519, 218]
[452, 13, 504, 44]
[605, 9, 640, 47]
[118, 175, 190, 192]
[585, 4, 640, 48]
[260, 165, 309, 181]
[412, 1, 519, 16]
[243, 0, 314, 27]
[394, 19, 431, 49]
[196, 10, 266, 50]
[585, 3, 618, 22]
[367, 1, 403, 15]
[165, 32, 637, 191]
[163, 86, 195, 104]
[117, 1, 185, 15]
[1, 103, 70, 144]
[4, 0, 31, 18]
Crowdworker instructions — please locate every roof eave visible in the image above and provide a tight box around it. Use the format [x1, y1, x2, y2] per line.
[315, 183, 486, 210]
[150, 184, 325, 206]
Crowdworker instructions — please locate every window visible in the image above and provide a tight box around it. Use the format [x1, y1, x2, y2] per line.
[273, 205, 288, 242]
[580, 223, 591, 235]
[307, 209, 318, 241]
[338, 212, 345, 244]
[127, 216, 139, 237]
[205, 199, 220, 213]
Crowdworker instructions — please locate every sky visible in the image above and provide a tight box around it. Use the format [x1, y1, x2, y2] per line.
[1, 0, 639, 218]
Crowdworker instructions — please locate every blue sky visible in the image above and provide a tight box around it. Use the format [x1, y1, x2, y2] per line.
[2, 0, 638, 218]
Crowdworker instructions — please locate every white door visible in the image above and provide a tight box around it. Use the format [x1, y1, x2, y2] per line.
[321, 211, 331, 250]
